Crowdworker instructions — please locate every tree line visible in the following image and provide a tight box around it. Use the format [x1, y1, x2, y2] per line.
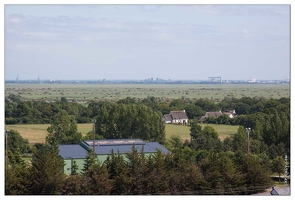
[5, 94, 289, 125]
[6, 141, 275, 195]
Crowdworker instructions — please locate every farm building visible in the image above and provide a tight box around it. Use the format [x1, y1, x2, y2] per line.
[58, 139, 170, 175]
[199, 110, 236, 123]
[204, 111, 223, 118]
[222, 110, 236, 118]
[163, 110, 188, 124]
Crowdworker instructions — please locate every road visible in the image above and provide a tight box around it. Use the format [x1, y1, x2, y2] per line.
[252, 185, 290, 196]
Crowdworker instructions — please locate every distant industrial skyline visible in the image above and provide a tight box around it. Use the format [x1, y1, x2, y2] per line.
[4, 4, 290, 81]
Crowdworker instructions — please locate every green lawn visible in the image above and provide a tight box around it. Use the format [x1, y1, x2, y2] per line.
[6, 123, 238, 144]
[165, 123, 238, 141]
[5, 124, 93, 144]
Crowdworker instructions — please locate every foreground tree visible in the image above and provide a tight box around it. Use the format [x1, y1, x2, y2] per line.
[6, 129, 31, 154]
[5, 159, 30, 195]
[28, 144, 65, 194]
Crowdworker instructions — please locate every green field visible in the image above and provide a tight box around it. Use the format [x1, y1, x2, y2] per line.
[165, 124, 238, 141]
[5, 123, 238, 144]
[5, 83, 290, 103]
[5, 124, 92, 144]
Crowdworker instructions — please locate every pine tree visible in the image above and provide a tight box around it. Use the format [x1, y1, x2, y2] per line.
[105, 151, 131, 194]
[28, 144, 65, 194]
[71, 160, 79, 175]
[5, 160, 30, 195]
[81, 150, 96, 175]
[84, 163, 113, 195]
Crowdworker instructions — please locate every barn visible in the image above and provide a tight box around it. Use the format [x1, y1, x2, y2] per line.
[59, 139, 170, 175]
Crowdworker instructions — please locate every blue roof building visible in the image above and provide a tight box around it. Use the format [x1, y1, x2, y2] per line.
[59, 139, 170, 175]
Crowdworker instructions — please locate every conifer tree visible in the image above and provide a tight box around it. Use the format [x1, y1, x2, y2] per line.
[71, 160, 79, 175]
[84, 162, 113, 194]
[81, 150, 96, 175]
[28, 143, 65, 194]
[105, 151, 131, 194]
[5, 159, 30, 195]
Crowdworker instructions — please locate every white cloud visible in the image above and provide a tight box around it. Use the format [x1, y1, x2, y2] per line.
[186, 5, 288, 17]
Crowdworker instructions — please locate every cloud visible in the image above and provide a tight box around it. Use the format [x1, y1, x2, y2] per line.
[186, 5, 288, 17]
[139, 5, 162, 12]
[5, 13, 218, 48]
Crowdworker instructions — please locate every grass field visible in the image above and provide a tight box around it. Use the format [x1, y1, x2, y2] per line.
[5, 83, 290, 103]
[165, 124, 238, 141]
[5, 124, 92, 144]
[5, 123, 239, 144]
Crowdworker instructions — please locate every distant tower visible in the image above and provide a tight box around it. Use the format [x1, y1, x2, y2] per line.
[37, 75, 40, 83]
[16, 74, 19, 83]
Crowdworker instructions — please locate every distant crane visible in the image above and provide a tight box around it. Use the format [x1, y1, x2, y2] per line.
[16, 74, 19, 83]
[208, 76, 221, 82]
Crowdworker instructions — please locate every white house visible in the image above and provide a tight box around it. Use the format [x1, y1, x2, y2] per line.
[163, 110, 188, 124]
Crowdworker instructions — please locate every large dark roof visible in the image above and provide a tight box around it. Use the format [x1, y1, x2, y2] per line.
[94, 142, 169, 155]
[59, 144, 88, 159]
[170, 111, 188, 119]
[59, 139, 170, 159]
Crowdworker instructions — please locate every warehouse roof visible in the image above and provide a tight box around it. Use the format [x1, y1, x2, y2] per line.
[59, 139, 170, 159]
[59, 144, 89, 159]
[82, 138, 146, 147]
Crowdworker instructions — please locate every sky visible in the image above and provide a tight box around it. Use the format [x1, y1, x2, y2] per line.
[4, 2, 291, 81]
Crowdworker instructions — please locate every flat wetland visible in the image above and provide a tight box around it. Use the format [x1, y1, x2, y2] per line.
[5, 83, 290, 103]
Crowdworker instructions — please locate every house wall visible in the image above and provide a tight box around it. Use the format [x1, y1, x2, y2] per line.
[62, 158, 86, 175]
[63, 159, 72, 175]
[63, 153, 155, 175]
[172, 118, 188, 124]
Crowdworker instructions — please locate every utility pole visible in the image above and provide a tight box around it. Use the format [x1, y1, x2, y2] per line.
[284, 155, 289, 187]
[5, 129, 10, 163]
[246, 128, 251, 155]
[92, 119, 96, 156]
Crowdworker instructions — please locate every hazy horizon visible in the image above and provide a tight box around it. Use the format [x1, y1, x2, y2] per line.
[5, 4, 290, 81]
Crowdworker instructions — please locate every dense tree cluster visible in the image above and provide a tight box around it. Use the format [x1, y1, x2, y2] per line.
[6, 143, 273, 195]
[5, 95, 289, 195]
[94, 102, 165, 143]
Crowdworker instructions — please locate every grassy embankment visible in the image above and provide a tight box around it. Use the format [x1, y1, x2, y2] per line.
[5, 123, 238, 144]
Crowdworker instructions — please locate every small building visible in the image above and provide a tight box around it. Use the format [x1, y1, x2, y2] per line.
[59, 139, 170, 175]
[199, 110, 236, 123]
[222, 110, 236, 118]
[204, 111, 223, 118]
[163, 110, 188, 124]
